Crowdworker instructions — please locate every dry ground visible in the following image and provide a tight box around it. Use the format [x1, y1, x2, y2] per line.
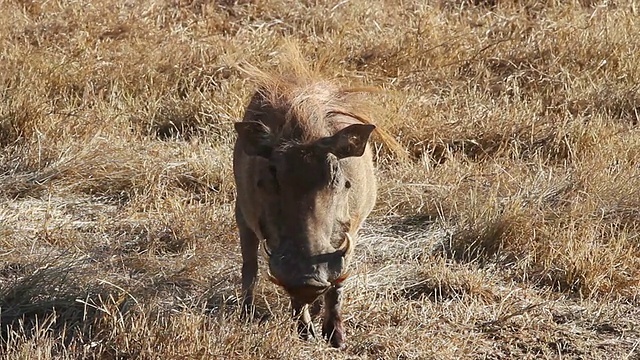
[1, 0, 639, 359]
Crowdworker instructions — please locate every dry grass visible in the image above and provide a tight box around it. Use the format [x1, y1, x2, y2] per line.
[1, 0, 639, 358]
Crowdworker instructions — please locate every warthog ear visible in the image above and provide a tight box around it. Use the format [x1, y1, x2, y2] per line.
[234, 122, 273, 158]
[321, 124, 376, 159]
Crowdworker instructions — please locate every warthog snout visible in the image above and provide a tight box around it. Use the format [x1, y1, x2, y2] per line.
[264, 234, 352, 304]
[283, 280, 330, 305]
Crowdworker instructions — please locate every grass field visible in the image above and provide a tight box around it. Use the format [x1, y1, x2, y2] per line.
[1, 0, 639, 358]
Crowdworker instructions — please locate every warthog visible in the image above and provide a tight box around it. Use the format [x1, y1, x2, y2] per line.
[232, 68, 378, 348]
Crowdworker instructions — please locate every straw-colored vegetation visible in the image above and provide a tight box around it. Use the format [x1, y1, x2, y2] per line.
[1, 0, 639, 358]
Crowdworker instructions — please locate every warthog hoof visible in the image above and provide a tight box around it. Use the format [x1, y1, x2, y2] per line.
[322, 317, 345, 349]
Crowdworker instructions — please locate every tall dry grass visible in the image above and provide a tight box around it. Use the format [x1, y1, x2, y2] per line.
[1, 0, 639, 358]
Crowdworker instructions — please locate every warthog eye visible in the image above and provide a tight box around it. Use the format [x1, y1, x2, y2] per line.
[345, 180, 351, 189]
[257, 165, 279, 192]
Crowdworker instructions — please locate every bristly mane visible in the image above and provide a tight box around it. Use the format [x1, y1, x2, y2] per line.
[240, 66, 371, 144]
[236, 43, 408, 159]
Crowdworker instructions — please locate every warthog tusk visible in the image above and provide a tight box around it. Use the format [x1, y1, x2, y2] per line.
[337, 233, 353, 256]
[266, 268, 282, 287]
[333, 271, 350, 286]
[262, 240, 282, 287]
[262, 239, 272, 257]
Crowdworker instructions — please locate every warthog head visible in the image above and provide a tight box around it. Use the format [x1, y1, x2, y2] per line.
[235, 120, 375, 304]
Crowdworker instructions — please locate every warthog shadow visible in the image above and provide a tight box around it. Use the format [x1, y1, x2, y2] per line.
[0, 259, 116, 351]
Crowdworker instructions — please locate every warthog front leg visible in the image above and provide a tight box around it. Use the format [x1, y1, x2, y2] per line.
[292, 299, 316, 340]
[236, 208, 259, 319]
[322, 286, 345, 348]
